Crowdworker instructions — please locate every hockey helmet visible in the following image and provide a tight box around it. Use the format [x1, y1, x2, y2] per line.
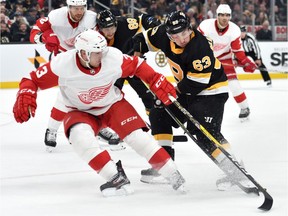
[164, 11, 190, 34]
[240, 25, 247, 32]
[75, 29, 107, 53]
[66, 0, 87, 6]
[96, 10, 117, 29]
[216, 4, 231, 15]
[144, 16, 161, 29]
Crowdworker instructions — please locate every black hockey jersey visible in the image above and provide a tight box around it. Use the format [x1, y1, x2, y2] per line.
[105, 14, 158, 55]
[133, 24, 228, 97]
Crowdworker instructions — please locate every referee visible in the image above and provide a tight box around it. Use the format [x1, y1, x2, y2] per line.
[240, 26, 272, 86]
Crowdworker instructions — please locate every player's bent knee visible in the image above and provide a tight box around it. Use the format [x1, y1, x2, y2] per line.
[124, 129, 161, 160]
[69, 123, 102, 162]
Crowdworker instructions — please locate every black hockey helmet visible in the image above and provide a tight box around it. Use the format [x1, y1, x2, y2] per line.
[145, 16, 161, 28]
[96, 10, 117, 29]
[164, 11, 190, 34]
[240, 25, 247, 32]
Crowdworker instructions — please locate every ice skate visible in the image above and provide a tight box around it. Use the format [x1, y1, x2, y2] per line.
[239, 107, 250, 122]
[140, 168, 169, 184]
[100, 160, 134, 197]
[44, 128, 57, 152]
[167, 170, 186, 193]
[217, 158, 258, 194]
[216, 174, 256, 192]
[98, 128, 125, 151]
[265, 80, 272, 87]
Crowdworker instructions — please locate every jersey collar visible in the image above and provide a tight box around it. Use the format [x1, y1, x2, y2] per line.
[76, 53, 101, 75]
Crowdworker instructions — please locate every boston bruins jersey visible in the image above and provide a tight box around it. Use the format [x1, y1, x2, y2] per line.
[134, 25, 228, 97]
[105, 14, 156, 54]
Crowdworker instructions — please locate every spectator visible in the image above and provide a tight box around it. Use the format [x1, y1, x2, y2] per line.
[255, 11, 268, 25]
[11, 21, 30, 42]
[0, 0, 10, 13]
[0, 22, 11, 43]
[25, 7, 39, 26]
[155, 0, 168, 19]
[146, 0, 158, 17]
[167, 0, 182, 13]
[0, 11, 12, 26]
[242, 9, 255, 25]
[231, 3, 242, 23]
[9, 12, 29, 35]
[256, 20, 272, 41]
[206, 3, 217, 19]
[22, 0, 38, 11]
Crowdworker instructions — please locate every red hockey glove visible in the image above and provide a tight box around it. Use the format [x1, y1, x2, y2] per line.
[240, 57, 257, 73]
[150, 74, 176, 105]
[42, 30, 60, 56]
[13, 81, 37, 123]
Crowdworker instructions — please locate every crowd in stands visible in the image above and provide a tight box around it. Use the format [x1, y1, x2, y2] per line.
[0, 0, 287, 43]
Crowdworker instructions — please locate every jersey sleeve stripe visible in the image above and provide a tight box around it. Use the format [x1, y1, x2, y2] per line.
[186, 72, 212, 84]
[198, 80, 228, 95]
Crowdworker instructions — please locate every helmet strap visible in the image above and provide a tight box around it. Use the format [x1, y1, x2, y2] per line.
[78, 50, 92, 68]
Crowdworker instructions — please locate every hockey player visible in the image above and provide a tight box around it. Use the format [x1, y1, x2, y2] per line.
[29, 0, 120, 150]
[198, 4, 257, 120]
[240, 25, 272, 86]
[133, 11, 253, 190]
[96, 10, 161, 115]
[13, 29, 185, 196]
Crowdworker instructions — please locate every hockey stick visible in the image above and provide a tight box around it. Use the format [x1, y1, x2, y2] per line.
[221, 62, 287, 73]
[145, 121, 188, 142]
[166, 95, 273, 211]
[163, 105, 258, 194]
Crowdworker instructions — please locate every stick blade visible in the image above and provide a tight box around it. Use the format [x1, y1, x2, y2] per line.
[258, 192, 273, 211]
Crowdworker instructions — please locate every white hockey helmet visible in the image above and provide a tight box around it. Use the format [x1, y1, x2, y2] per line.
[216, 4, 231, 15]
[75, 29, 107, 67]
[66, 0, 87, 6]
[75, 29, 107, 53]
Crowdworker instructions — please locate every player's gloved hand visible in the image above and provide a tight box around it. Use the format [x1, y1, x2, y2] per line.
[150, 74, 176, 105]
[42, 30, 60, 56]
[13, 79, 37, 123]
[240, 57, 257, 73]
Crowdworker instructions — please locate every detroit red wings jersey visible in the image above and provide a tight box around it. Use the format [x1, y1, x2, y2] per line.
[31, 7, 96, 51]
[198, 19, 244, 61]
[29, 47, 145, 115]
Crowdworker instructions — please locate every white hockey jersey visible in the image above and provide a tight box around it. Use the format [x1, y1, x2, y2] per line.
[30, 7, 96, 52]
[48, 7, 96, 51]
[29, 47, 156, 116]
[198, 19, 245, 61]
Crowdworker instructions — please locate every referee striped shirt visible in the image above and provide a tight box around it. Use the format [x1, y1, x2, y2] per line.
[241, 33, 261, 60]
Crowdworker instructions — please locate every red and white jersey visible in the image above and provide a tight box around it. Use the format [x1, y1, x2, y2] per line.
[198, 19, 245, 61]
[30, 7, 96, 52]
[29, 47, 155, 116]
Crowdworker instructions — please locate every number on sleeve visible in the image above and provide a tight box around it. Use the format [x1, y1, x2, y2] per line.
[127, 18, 139, 30]
[36, 65, 48, 78]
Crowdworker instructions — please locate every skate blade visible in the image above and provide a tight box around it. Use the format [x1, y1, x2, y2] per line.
[217, 179, 256, 192]
[240, 117, 250, 123]
[216, 181, 233, 191]
[175, 184, 187, 194]
[46, 146, 54, 153]
[140, 175, 170, 184]
[101, 184, 134, 197]
[109, 144, 126, 151]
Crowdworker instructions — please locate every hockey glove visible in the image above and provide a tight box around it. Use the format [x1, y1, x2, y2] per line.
[150, 74, 176, 105]
[42, 30, 60, 56]
[240, 57, 257, 73]
[13, 79, 37, 123]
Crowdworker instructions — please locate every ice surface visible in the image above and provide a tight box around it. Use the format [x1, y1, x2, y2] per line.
[0, 79, 287, 216]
